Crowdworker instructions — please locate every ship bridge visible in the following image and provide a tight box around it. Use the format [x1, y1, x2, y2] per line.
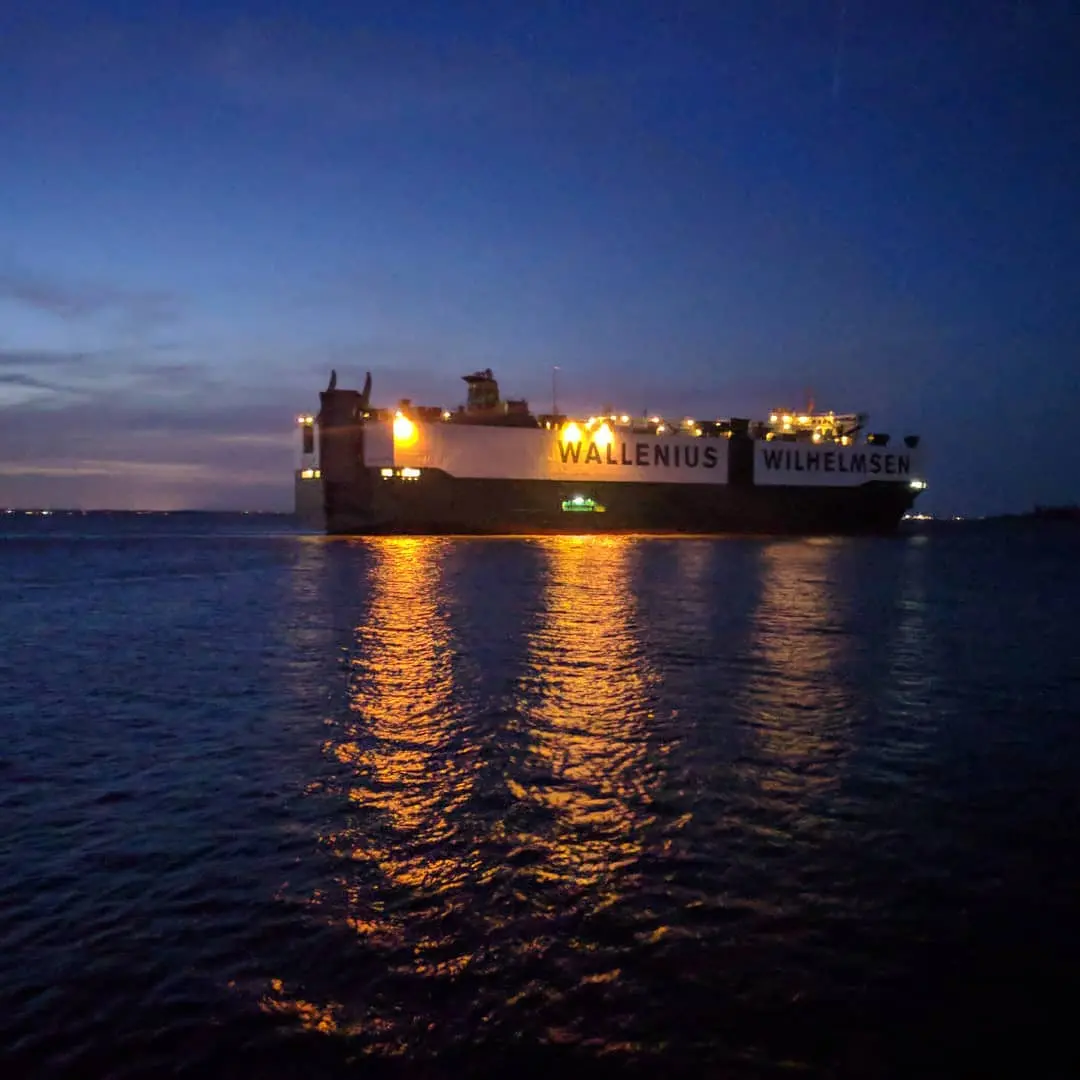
[764, 409, 866, 444]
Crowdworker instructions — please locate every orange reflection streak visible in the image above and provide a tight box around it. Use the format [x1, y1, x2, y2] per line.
[522, 536, 658, 890]
[248, 974, 399, 1046]
[258, 977, 341, 1034]
[325, 537, 474, 891]
[268, 538, 481, 1044]
[743, 539, 855, 800]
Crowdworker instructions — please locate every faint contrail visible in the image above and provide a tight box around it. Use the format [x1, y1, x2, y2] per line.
[832, 0, 848, 101]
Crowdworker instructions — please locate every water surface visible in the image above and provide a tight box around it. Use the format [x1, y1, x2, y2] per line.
[2, 517, 1078, 1077]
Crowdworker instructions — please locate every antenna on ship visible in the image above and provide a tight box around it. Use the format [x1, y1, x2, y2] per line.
[552, 365, 560, 417]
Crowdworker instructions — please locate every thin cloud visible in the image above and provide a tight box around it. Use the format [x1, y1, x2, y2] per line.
[0, 267, 181, 335]
[197, 6, 1080, 146]
[0, 390, 298, 509]
[0, 459, 279, 485]
[0, 342, 453, 509]
[0, 348, 95, 369]
[0, 372, 65, 392]
[0, 351, 223, 415]
[200, 17, 626, 135]
[211, 433, 294, 449]
[0, 384, 300, 458]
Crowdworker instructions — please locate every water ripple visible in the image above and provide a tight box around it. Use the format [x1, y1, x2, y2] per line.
[1, 523, 1078, 1077]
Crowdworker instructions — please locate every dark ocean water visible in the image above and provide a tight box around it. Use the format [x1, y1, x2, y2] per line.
[2, 514, 1079, 1079]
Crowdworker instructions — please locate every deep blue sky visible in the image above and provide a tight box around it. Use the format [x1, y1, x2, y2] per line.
[1, 0, 1077, 513]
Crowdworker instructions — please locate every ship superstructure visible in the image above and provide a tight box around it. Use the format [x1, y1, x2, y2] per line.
[294, 369, 926, 534]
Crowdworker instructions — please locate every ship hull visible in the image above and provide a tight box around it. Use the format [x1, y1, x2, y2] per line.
[322, 470, 918, 536]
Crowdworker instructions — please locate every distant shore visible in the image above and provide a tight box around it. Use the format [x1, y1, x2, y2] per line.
[1, 508, 295, 517]
[4, 507, 1077, 526]
[903, 507, 1079, 527]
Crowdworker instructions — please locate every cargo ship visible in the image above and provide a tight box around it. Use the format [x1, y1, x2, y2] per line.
[294, 369, 926, 534]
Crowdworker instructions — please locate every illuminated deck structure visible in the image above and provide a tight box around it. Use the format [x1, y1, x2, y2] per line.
[294, 369, 926, 535]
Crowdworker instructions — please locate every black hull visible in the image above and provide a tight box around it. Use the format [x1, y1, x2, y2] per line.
[322, 470, 919, 536]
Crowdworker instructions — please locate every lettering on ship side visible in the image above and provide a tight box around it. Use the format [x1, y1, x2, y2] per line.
[760, 447, 910, 476]
[557, 440, 720, 470]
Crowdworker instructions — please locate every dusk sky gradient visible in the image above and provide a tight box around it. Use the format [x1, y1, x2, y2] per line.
[2, 0, 1078, 514]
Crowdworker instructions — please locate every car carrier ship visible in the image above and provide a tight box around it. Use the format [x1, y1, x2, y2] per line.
[294, 368, 926, 534]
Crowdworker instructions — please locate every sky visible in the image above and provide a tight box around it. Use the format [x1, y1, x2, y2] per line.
[1, 0, 1077, 515]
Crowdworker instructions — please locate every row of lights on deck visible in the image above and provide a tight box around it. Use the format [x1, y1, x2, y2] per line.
[558, 415, 706, 440]
[392, 407, 705, 443]
[385, 406, 868, 447]
[310, 409, 705, 432]
[766, 410, 855, 446]
[584, 414, 702, 433]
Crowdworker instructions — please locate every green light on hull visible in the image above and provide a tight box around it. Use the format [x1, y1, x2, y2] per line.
[561, 496, 605, 513]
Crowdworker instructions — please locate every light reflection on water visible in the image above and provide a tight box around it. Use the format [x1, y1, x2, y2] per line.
[320, 539, 479, 990]
[519, 537, 659, 890]
[20, 524, 1060, 1076]
[742, 539, 856, 802]
[272, 536, 670, 1052]
[268, 537, 478, 1041]
[339, 537, 469, 846]
[886, 535, 935, 714]
[269, 535, 933, 1054]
